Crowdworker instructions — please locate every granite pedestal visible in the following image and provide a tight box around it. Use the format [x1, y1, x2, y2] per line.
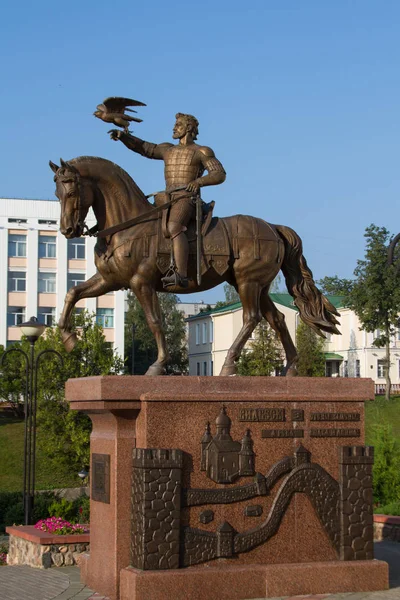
[67, 376, 389, 600]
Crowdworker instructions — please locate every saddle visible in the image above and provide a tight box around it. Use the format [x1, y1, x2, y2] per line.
[156, 204, 231, 276]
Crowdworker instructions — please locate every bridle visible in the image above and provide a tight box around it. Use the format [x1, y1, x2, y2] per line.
[56, 165, 91, 236]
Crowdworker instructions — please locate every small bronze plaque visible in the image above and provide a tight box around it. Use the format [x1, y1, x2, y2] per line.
[311, 412, 360, 422]
[239, 407, 285, 422]
[262, 429, 304, 438]
[310, 428, 361, 438]
[291, 409, 304, 422]
[92, 453, 110, 503]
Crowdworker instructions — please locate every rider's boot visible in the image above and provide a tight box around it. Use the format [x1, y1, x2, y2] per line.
[162, 232, 189, 289]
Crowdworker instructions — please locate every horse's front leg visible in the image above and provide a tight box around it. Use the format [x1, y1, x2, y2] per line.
[131, 278, 170, 375]
[59, 272, 117, 352]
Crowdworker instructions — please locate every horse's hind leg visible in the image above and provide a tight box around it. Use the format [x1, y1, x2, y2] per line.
[260, 290, 298, 376]
[220, 282, 262, 376]
[130, 278, 169, 376]
[59, 273, 117, 352]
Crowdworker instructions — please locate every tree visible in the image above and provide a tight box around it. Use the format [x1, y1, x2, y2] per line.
[296, 321, 326, 377]
[0, 311, 124, 473]
[347, 225, 400, 400]
[214, 284, 240, 308]
[316, 276, 354, 297]
[237, 322, 283, 376]
[125, 293, 188, 375]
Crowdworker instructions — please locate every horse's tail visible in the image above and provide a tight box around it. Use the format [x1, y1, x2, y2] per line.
[275, 224, 341, 337]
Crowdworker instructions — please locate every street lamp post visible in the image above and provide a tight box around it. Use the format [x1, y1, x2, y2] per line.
[0, 317, 63, 525]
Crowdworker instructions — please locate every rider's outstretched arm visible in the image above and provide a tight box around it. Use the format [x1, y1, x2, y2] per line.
[114, 131, 172, 160]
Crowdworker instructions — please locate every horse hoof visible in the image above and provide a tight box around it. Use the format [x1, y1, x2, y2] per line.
[145, 364, 167, 376]
[219, 364, 237, 376]
[62, 332, 77, 353]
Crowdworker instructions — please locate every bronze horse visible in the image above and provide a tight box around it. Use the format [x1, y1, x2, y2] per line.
[50, 156, 340, 376]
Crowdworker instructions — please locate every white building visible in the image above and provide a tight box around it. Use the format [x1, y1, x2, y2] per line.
[0, 198, 125, 355]
[187, 294, 400, 392]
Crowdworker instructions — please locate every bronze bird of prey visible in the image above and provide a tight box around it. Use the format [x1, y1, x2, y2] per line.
[93, 97, 146, 132]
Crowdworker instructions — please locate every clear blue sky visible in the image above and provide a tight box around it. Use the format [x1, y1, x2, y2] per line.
[1, 1, 400, 303]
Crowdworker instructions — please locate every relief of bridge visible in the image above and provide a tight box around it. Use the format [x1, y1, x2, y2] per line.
[130, 445, 374, 570]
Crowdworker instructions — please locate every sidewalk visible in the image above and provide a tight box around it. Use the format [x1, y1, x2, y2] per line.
[0, 541, 398, 600]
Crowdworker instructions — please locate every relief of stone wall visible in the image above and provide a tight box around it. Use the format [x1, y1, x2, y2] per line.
[131, 448, 182, 570]
[339, 446, 374, 561]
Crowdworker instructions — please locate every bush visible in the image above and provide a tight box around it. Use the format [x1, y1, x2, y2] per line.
[47, 498, 76, 522]
[0, 490, 59, 532]
[371, 423, 400, 506]
[74, 495, 90, 523]
[375, 501, 400, 516]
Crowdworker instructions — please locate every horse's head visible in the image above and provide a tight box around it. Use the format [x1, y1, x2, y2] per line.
[49, 159, 92, 238]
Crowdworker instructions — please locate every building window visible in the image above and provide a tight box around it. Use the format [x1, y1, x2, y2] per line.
[8, 234, 27, 257]
[196, 323, 200, 345]
[344, 361, 348, 377]
[7, 306, 25, 327]
[203, 322, 207, 344]
[210, 360, 213, 376]
[209, 321, 213, 343]
[39, 236, 57, 258]
[8, 218, 27, 224]
[355, 359, 360, 378]
[196, 362, 200, 376]
[377, 359, 387, 379]
[397, 320, 400, 341]
[38, 307, 56, 326]
[68, 238, 85, 260]
[96, 308, 114, 328]
[67, 272, 86, 289]
[38, 272, 56, 293]
[8, 271, 26, 292]
[203, 361, 207, 376]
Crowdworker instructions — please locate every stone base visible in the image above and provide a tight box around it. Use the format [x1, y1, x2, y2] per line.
[120, 560, 389, 600]
[6, 526, 90, 569]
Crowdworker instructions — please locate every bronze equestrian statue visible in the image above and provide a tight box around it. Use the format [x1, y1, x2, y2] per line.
[109, 112, 226, 289]
[50, 98, 340, 376]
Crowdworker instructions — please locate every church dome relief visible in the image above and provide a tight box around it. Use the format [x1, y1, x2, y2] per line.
[215, 406, 231, 434]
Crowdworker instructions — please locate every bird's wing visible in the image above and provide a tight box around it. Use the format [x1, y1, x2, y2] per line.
[103, 97, 146, 113]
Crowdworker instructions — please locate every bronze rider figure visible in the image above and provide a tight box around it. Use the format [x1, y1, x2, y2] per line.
[109, 113, 226, 288]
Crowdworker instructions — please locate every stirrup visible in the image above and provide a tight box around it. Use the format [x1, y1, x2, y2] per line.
[161, 271, 189, 289]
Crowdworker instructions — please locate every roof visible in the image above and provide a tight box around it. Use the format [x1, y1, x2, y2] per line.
[186, 293, 346, 321]
[324, 352, 344, 360]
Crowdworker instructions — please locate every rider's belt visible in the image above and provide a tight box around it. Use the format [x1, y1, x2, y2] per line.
[154, 192, 171, 207]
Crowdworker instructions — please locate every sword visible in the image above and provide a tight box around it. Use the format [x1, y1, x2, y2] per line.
[196, 195, 202, 286]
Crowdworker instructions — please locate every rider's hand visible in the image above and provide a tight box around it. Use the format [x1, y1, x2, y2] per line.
[186, 180, 200, 193]
[108, 129, 123, 141]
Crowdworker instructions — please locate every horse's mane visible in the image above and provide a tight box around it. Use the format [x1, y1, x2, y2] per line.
[70, 156, 150, 211]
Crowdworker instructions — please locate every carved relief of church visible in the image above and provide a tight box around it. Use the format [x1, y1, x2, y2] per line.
[200, 406, 255, 483]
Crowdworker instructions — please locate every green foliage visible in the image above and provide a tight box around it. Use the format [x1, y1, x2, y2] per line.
[75, 495, 90, 523]
[48, 498, 77, 521]
[214, 284, 241, 308]
[237, 322, 283, 376]
[125, 293, 188, 375]
[375, 501, 400, 516]
[296, 321, 326, 377]
[370, 423, 400, 506]
[0, 311, 123, 475]
[316, 275, 354, 298]
[347, 225, 400, 399]
[0, 491, 59, 532]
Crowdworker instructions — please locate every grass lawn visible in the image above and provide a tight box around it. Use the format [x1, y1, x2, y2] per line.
[0, 408, 80, 492]
[365, 395, 400, 445]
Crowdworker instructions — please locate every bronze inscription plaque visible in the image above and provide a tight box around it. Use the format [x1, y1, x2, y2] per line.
[92, 453, 110, 503]
[262, 429, 304, 438]
[239, 408, 285, 422]
[311, 412, 360, 422]
[310, 428, 361, 438]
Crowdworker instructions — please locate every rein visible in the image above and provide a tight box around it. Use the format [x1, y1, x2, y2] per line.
[81, 186, 194, 240]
